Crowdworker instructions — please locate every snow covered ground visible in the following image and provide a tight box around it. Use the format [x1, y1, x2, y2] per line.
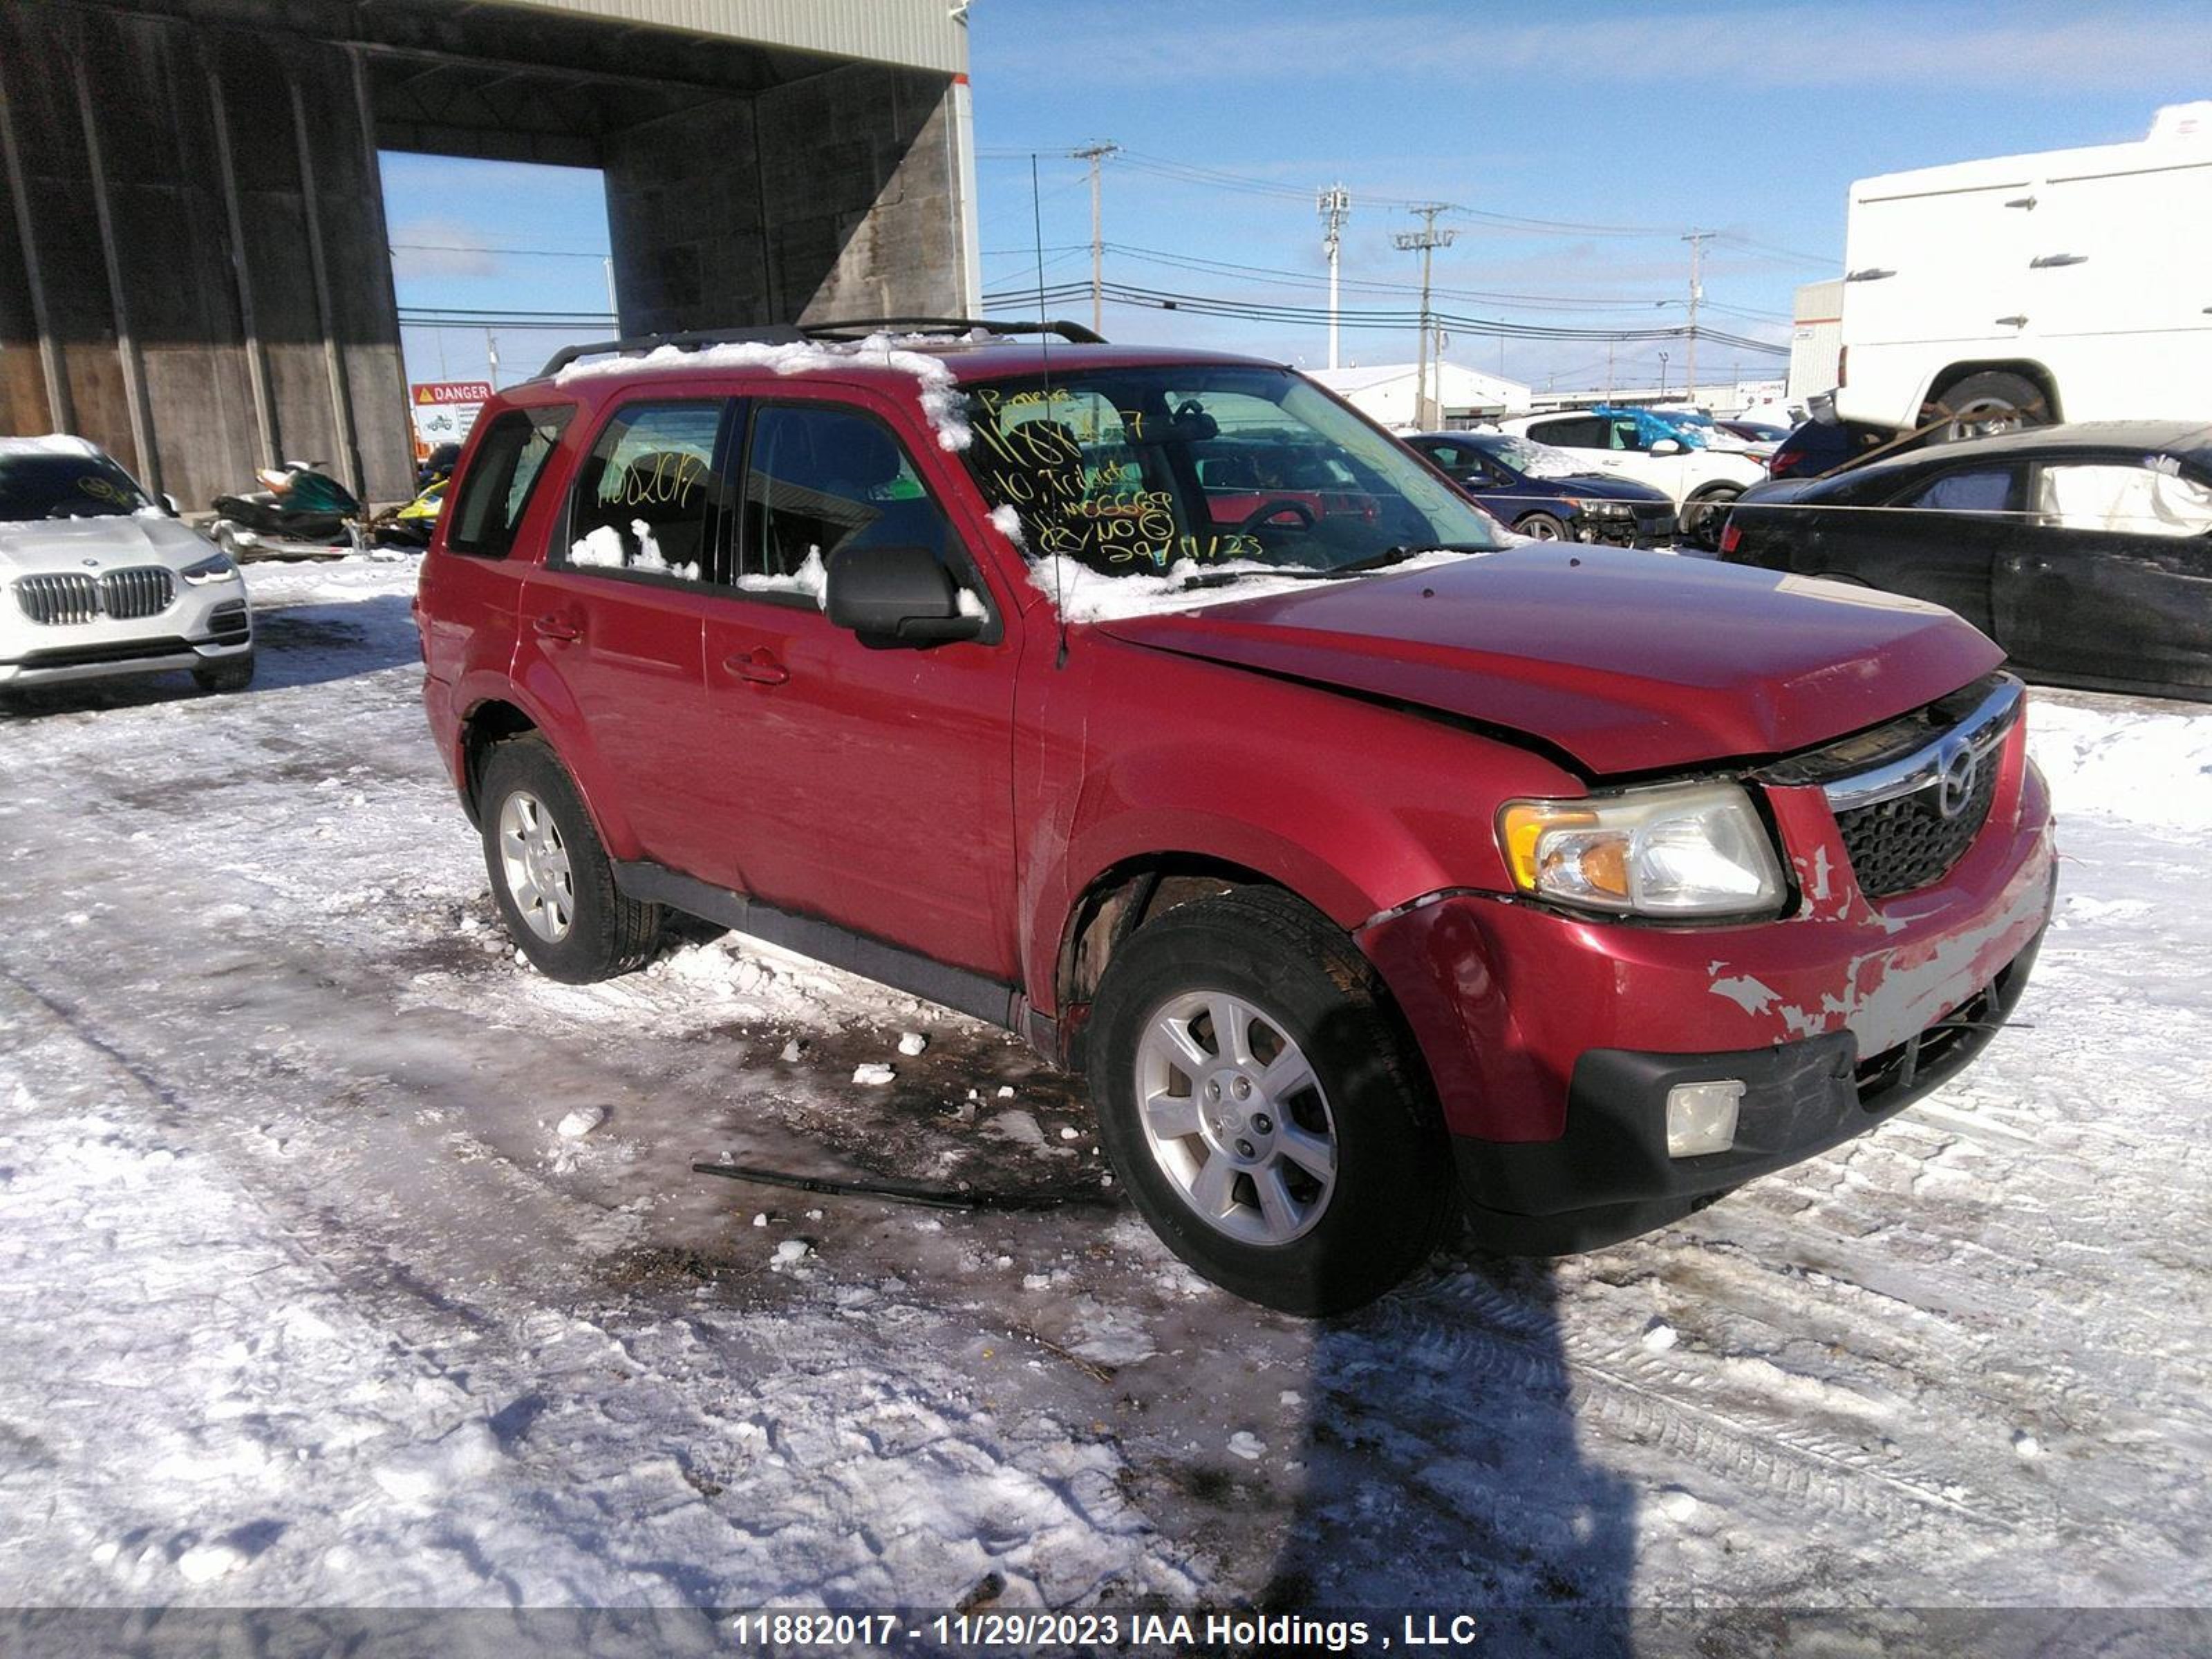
[1, 555, 2208, 1639]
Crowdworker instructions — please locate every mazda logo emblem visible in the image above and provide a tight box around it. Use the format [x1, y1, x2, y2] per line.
[1936, 737, 1979, 819]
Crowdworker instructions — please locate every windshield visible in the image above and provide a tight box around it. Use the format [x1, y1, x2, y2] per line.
[960, 365, 1504, 581]
[0, 453, 154, 522]
[1479, 435, 1591, 480]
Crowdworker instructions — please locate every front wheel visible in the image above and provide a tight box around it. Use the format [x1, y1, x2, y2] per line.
[1680, 486, 1741, 550]
[479, 737, 664, 983]
[1515, 512, 1570, 541]
[1087, 887, 1452, 1315]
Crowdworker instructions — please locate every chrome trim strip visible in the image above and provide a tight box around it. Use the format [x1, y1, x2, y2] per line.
[1821, 675, 2023, 812]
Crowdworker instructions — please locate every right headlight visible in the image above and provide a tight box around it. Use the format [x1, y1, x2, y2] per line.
[1497, 780, 1786, 919]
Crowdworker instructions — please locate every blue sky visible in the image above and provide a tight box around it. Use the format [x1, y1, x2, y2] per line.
[383, 0, 2207, 395]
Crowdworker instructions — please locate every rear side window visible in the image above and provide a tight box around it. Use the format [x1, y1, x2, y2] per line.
[1530, 416, 1606, 449]
[738, 403, 957, 601]
[444, 406, 571, 557]
[564, 400, 730, 583]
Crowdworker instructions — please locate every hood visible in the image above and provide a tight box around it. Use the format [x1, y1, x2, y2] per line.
[0, 514, 212, 575]
[1096, 545, 2003, 776]
[1547, 474, 1672, 503]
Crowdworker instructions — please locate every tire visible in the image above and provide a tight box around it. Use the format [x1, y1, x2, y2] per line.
[1931, 371, 2048, 443]
[191, 651, 255, 693]
[478, 736, 664, 984]
[1086, 886, 1452, 1315]
[1680, 486, 1741, 551]
[1515, 512, 1570, 541]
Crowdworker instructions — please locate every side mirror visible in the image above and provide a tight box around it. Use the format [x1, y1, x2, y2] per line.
[1649, 438, 1685, 457]
[824, 543, 985, 646]
[161, 494, 181, 516]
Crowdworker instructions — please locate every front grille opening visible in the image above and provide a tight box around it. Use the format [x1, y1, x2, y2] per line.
[1835, 751, 2000, 899]
[1855, 983, 1996, 1105]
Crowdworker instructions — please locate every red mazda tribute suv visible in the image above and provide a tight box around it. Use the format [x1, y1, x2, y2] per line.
[415, 321, 2055, 1314]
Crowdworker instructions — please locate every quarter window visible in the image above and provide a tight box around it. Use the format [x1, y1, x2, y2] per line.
[566, 400, 729, 583]
[738, 404, 958, 604]
[444, 406, 572, 558]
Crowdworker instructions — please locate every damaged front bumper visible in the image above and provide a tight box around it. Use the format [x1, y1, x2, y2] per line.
[1358, 724, 2057, 1253]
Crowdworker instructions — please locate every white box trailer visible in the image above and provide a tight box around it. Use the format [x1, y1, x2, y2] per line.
[1833, 103, 2212, 438]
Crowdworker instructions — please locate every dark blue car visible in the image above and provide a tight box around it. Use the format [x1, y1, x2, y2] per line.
[1407, 432, 1677, 546]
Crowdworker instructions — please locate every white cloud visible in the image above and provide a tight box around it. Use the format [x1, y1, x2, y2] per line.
[387, 218, 507, 280]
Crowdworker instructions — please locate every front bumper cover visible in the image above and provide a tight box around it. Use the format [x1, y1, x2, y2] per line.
[1452, 927, 2043, 1252]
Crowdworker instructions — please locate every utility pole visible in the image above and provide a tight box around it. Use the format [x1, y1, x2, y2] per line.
[1682, 229, 1714, 406]
[1317, 183, 1350, 371]
[1394, 204, 1455, 429]
[1071, 142, 1119, 334]
[485, 328, 500, 388]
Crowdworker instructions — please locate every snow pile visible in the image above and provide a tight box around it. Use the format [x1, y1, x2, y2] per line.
[554, 333, 972, 452]
[568, 525, 625, 569]
[2025, 695, 2212, 831]
[1021, 547, 1481, 624]
[569, 522, 698, 582]
[0, 433, 100, 458]
[736, 547, 827, 605]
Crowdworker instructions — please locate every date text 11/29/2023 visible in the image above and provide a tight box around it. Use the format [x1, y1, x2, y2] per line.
[721, 1610, 1485, 1651]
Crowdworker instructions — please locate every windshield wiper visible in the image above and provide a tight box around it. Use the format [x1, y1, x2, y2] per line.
[1331, 542, 1493, 575]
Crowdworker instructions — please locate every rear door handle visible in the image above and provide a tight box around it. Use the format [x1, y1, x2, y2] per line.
[533, 612, 581, 642]
[724, 648, 789, 686]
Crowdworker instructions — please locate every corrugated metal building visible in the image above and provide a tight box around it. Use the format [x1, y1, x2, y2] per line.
[0, 0, 980, 505]
[1788, 278, 1844, 404]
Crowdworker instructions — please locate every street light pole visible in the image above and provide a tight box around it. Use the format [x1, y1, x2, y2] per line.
[1394, 204, 1456, 429]
[1681, 229, 1713, 405]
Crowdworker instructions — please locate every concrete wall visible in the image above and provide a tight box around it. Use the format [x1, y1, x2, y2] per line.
[1, 1, 968, 507]
[603, 62, 964, 335]
[0, 3, 412, 507]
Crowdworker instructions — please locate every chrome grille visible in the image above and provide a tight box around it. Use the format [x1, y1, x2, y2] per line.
[14, 573, 100, 626]
[11, 567, 175, 626]
[1818, 675, 2021, 901]
[100, 565, 174, 619]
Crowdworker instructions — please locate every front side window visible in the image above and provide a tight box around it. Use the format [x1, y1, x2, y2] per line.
[0, 451, 153, 521]
[962, 366, 1503, 583]
[2034, 460, 2212, 538]
[1900, 467, 2017, 514]
[445, 406, 572, 557]
[565, 400, 728, 582]
[737, 403, 959, 605]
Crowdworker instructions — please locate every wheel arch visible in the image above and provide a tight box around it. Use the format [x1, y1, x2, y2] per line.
[454, 670, 644, 861]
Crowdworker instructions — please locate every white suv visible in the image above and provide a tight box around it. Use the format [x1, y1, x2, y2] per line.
[1, 437, 255, 698]
[1495, 410, 1767, 546]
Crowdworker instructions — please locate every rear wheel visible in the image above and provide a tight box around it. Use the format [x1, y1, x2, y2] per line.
[479, 737, 663, 983]
[1087, 887, 1452, 1315]
[1932, 371, 2048, 442]
[1515, 512, 1570, 541]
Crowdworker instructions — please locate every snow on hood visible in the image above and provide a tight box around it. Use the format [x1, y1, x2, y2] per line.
[0, 513, 214, 574]
[1022, 548, 1487, 624]
[554, 332, 974, 452]
[1093, 544, 2004, 775]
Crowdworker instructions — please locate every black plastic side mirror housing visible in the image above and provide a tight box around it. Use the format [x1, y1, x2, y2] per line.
[824, 543, 986, 646]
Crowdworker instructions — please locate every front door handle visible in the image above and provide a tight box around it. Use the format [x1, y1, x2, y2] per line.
[533, 612, 581, 642]
[724, 648, 789, 686]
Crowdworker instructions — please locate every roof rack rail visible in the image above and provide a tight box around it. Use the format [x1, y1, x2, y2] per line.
[536, 325, 805, 378]
[800, 316, 1107, 346]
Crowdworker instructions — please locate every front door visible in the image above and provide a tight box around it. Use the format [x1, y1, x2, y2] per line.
[693, 390, 1022, 982]
[1996, 457, 2212, 691]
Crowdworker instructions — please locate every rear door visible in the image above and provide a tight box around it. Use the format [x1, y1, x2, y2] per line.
[693, 386, 1022, 982]
[1996, 455, 2212, 691]
[418, 402, 573, 691]
[514, 396, 733, 873]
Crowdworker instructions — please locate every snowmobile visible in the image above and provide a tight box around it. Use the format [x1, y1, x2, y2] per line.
[208, 463, 362, 560]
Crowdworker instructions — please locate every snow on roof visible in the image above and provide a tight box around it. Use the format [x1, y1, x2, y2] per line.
[1305, 362, 1530, 404]
[552, 332, 973, 451]
[0, 434, 102, 459]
